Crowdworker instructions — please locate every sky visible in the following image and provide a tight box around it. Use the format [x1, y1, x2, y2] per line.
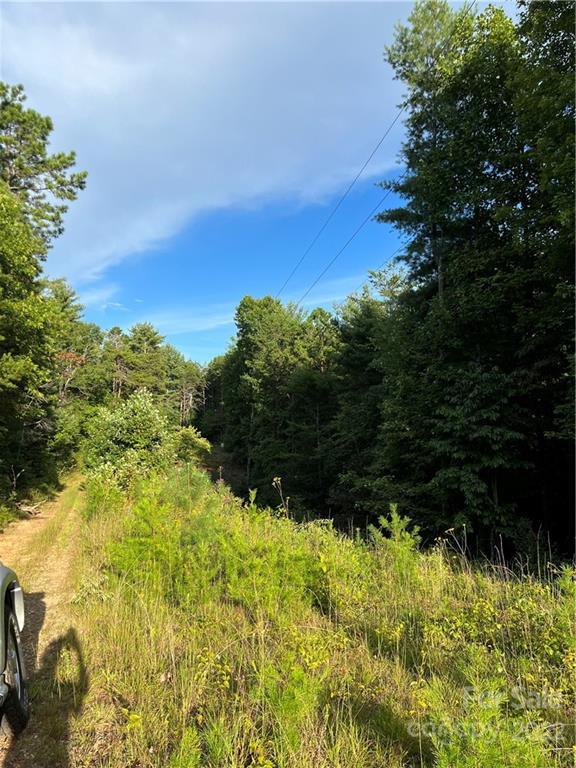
[1, 1, 502, 363]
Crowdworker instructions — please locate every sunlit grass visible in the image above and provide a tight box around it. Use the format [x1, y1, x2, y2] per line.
[70, 465, 575, 768]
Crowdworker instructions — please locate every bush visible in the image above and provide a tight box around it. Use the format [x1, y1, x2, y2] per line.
[83, 463, 124, 520]
[83, 391, 176, 485]
[176, 427, 211, 463]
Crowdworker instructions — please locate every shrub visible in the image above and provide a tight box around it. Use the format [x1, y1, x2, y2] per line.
[83, 462, 124, 520]
[176, 426, 211, 463]
[425, 679, 550, 768]
[76, 465, 574, 768]
[83, 390, 176, 485]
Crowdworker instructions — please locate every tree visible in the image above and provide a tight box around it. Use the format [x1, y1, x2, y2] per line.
[161, 346, 204, 426]
[42, 280, 104, 463]
[327, 281, 398, 516]
[196, 2, 573, 550]
[84, 390, 176, 481]
[101, 327, 130, 399]
[200, 297, 341, 511]
[198, 356, 226, 446]
[125, 322, 166, 394]
[0, 82, 87, 493]
[43, 280, 101, 402]
[371, 0, 574, 543]
[0, 83, 87, 247]
[224, 296, 306, 491]
[0, 181, 53, 491]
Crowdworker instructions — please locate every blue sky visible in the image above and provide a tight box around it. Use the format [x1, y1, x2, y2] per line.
[82, 173, 405, 363]
[1, 1, 506, 363]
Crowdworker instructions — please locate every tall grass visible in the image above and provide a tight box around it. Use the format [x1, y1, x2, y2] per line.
[70, 466, 575, 767]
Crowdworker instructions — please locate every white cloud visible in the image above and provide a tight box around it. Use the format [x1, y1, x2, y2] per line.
[135, 271, 370, 337]
[78, 283, 118, 307]
[0, 2, 407, 286]
[143, 305, 236, 335]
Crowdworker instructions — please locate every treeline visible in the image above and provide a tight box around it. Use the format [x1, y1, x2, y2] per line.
[1, 1, 573, 551]
[0, 83, 203, 500]
[198, 1, 574, 550]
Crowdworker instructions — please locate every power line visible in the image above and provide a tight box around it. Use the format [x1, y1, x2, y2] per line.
[345, 242, 407, 299]
[275, 107, 407, 298]
[296, 187, 398, 306]
[292, 0, 478, 306]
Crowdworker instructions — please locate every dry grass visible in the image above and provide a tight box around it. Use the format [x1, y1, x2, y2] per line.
[68, 466, 575, 768]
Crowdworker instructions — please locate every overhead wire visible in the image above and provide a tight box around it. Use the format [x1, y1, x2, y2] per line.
[295, 185, 399, 306]
[291, 0, 478, 307]
[345, 241, 407, 300]
[275, 108, 407, 298]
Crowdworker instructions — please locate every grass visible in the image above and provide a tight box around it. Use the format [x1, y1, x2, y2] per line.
[69, 465, 575, 768]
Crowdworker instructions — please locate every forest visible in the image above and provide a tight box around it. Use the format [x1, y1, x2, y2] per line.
[197, 1, 574, 553]
[0, 2, 574, 767]
[1, 0, 572, 553]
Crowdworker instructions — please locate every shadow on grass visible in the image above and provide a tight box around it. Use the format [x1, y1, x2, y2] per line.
[326, 693, 433, 767]
[19, 592, 46, 677]
[3, 593, 88, 768]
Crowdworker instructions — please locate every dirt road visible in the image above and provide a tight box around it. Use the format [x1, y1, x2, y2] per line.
[0, 478, 85, 768]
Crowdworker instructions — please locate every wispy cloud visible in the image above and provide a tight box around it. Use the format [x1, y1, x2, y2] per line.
[143, 305, 236, 335]
[1, 2, 406, 285]
[139, 272, 370, 338]
[79, 283, 118, 307]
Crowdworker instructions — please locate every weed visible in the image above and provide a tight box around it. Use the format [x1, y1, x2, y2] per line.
[71, 465, 575, 767]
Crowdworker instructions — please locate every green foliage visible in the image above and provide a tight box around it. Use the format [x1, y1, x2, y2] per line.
[0, 112, 204, 501]
[199, 297, 340, 510]
[425, 678, 550, 768]
[0, 8, 571, 765]
[82, 463, 124, 521]
[368, 0, 574, 542]
[370, 506, 422, 586]
[0, 181, 54, 495]
[4, 0, 573, 556]
[77, 465, 575, 767]
[0, 82, 92, 502]
[83, 324, 204, 418]
[83, 391, 176, 484]
[0, 82, 87, 246]
[168, 727, 202, 768]
[198, 1, 573, 551]
[109, 483, 185, 591]
[176, 426, 211, 463]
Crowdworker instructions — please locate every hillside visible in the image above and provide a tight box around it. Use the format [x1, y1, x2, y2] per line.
[0, 382, 573, 767]
[3, 457, 573, 767]
[74, 462, 574, 768]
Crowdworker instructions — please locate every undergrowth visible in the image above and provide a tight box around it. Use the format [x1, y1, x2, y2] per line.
[71, 465, 575, 767]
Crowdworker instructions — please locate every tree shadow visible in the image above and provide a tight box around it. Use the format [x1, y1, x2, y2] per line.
[324, 693, 433, 767]
[2, 600, 88, 768]
[19, 591, 46, 677]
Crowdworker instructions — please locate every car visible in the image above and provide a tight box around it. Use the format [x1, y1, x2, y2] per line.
[0, 565, 29, 736]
